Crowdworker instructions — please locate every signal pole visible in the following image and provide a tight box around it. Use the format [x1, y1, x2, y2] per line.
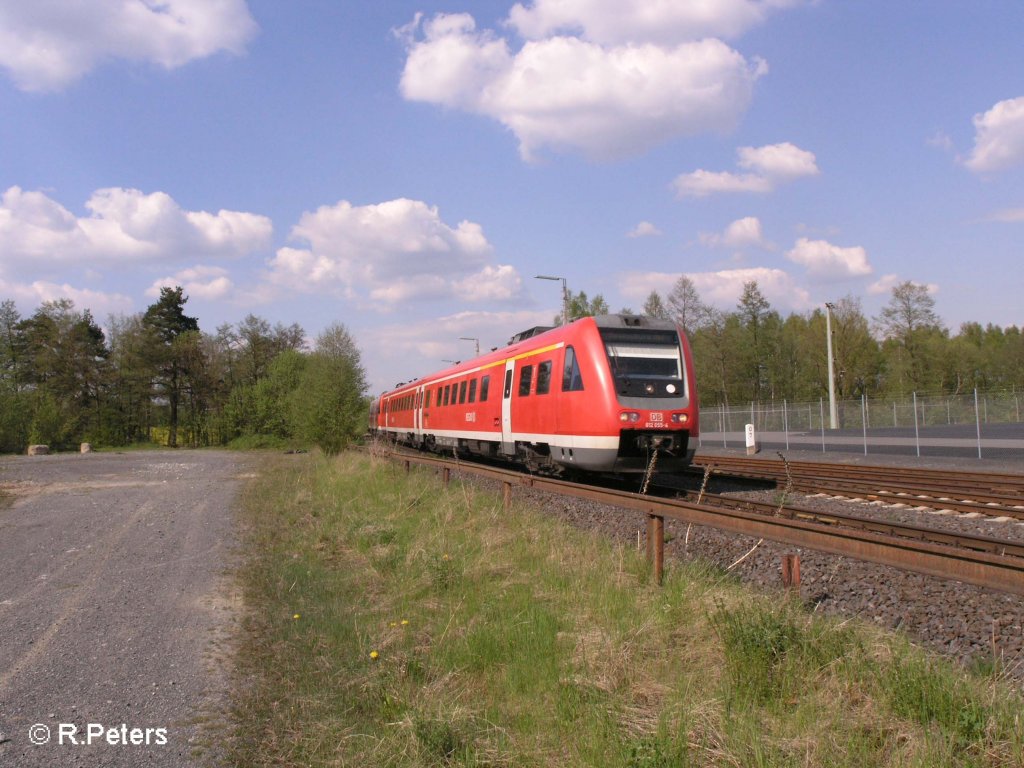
[825, 302, 838, 429]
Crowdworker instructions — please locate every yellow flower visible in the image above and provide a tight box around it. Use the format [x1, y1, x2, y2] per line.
[292, 613, 301, 620]
[400, 619, 409, 626]
[370, 650, 379, 660]
[442, 553, 450, 561]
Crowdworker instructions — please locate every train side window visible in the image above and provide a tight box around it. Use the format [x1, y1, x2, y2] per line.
[481, 375, 490, 401]
[563, 346, 584, 391]
[443, 385, 450, 406]
[536, 360, 552, 394]
[518, 365, 534, 396]
[468, 378, 477, 403]
[458, 381, 467, 404]
[425, 390, 431, 408]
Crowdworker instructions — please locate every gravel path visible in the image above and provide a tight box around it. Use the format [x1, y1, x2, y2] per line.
[0, 450, 248, 767]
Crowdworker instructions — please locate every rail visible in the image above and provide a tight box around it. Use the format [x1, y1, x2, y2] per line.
[693, 455, 1024, 519]
[381, 449, 1024, 596]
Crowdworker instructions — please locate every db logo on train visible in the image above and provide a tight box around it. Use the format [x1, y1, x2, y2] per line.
[645, 412, 667, 429]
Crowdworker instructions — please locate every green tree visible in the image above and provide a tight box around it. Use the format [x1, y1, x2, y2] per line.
[666, 275, 709, 336]
[224, 349, 308, 441]
[825, 296, 882, 401]
[642, 291, 670, 320]
[0, 299, 28, 451]
[692, 308, 744, 408]
[0, 300, 22, 387]
[735, 281, 777, 401]
[875, 281, 946, 394]
[234, 314, 306, 386]
[105, 313, 154, 445]
[143, 287, 199, 447]
[564, 291, 609, 323]
[15, 300, 108, 447]
[289, 323, 368, 454]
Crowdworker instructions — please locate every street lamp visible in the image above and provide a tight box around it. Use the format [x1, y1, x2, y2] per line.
[535, 274, 569, 326]
[459, 336, 480, 356]
[825, 302, 838, 430]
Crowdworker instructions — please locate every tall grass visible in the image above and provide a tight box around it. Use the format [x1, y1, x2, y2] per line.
[226, 452, 1024, 767]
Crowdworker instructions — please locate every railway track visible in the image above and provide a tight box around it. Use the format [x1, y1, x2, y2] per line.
[382, 448, 1024, 596]
[376, 447, 1024, 680]
[693, 454, 1024, 520]
[670, 487, 1024, 559]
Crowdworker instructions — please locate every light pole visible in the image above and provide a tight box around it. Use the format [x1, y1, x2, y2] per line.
[535, 274, 569, 326]
[825, 302, 838, 429]
[459, 336, 480, 356]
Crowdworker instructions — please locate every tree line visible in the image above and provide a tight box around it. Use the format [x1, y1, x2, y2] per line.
[4, 277, 1021, 454]
[0, 287, 368, 454]
[569, 278, 1024, 408]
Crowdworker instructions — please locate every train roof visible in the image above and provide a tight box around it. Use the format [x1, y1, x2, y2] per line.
[381, 313, 681, 397]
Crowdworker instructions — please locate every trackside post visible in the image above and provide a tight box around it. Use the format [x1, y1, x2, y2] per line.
[647, 514, 665, 585]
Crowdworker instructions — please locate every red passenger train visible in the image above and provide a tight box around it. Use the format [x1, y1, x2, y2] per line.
[369, 314, 699, 475]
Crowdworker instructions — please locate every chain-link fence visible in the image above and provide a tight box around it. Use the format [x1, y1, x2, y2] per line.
[697, 389, 1024, 460]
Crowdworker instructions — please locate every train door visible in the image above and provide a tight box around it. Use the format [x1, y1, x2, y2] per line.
[414, 384, 424, 441]
[500, 359, 515, 455]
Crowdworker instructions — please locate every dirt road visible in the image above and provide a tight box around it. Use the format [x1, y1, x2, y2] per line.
[0, 450, 248, 767]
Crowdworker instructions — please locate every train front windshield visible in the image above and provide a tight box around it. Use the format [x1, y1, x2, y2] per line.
[600, 328, 686, 398]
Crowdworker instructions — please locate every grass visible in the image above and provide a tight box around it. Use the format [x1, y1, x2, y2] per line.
[226, 451, 1024, 767]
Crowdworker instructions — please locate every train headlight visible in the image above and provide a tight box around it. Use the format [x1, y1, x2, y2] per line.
[619, 411, 641, 423]
[671, 412, 689, 424]
[644, 383, 655, 394]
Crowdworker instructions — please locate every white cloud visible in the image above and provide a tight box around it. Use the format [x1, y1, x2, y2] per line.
[0, 186, 272, 275]
[0, 0, 258, 91]
[621, 267, 812, 312]
[147, 266, 233, 300]
[927, 130, 954, 152]
[0, 276, 133, 317]
[674, 142, 819, 197]
[266, 198, 522, 307]
[673, 170, 771, 197]
[454, 265, 523, 301]
[868, 274, 939, 297]
[627, 221, 661, 238]
[360, 308, 552, 392]
[507, 0, 801, 44]
[867, 274, 901, 296]
[399, 13, 765, 161]
[964, 96, 1024, 173]
[737, 142, 819, 178]
[987, 207, 1024, 222]
[699, 216, 768, 249]
[785, 237, 871, 279]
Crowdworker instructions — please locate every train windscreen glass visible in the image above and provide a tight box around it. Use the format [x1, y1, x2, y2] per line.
[600, 328, 685, 398]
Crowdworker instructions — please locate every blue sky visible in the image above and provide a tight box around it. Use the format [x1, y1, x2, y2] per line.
[1, 1, 1022, 393]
